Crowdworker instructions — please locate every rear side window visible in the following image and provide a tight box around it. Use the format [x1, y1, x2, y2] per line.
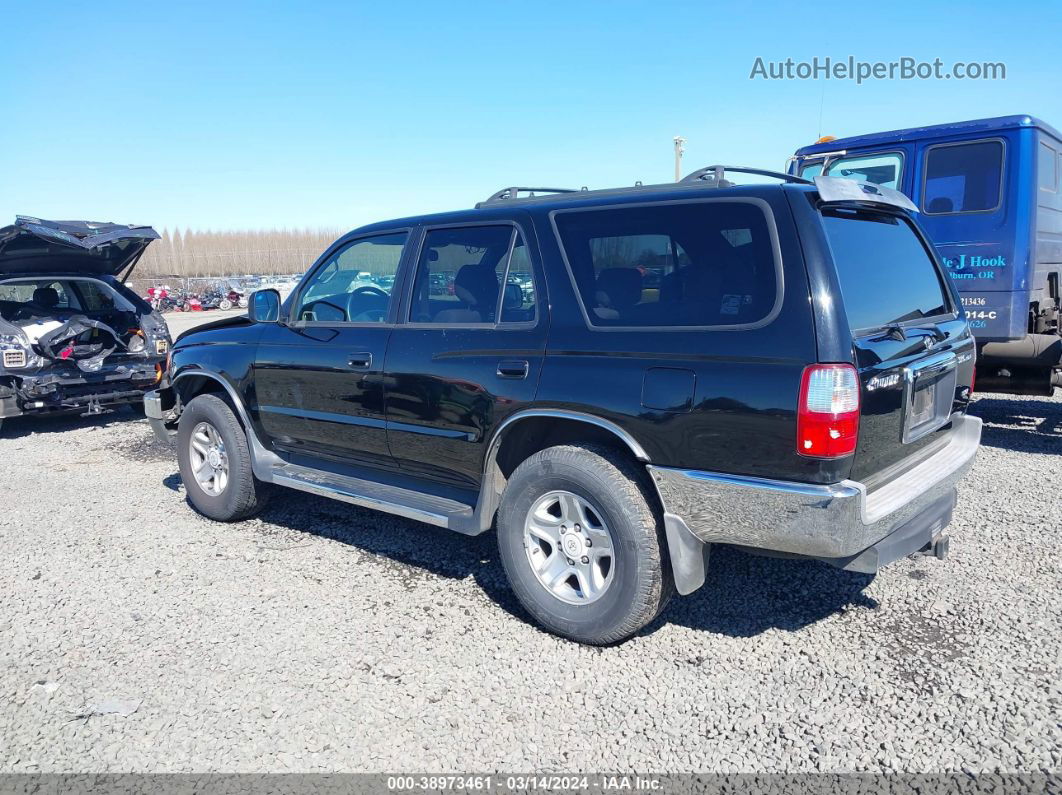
[923, 140, 1004, 214]
[821, 210, 951, 332]
[554, 201, 779, 328]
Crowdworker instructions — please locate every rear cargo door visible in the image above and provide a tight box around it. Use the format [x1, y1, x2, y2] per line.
[820, 207, 975, 481]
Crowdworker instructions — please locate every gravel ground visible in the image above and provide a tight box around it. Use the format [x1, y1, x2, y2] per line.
[0, 392, 1059, 774]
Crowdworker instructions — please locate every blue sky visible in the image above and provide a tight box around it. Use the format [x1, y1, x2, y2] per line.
[3, 0, 1060, 233]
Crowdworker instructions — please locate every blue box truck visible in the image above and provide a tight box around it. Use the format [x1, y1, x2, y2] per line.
[789, 115, 1062, 396]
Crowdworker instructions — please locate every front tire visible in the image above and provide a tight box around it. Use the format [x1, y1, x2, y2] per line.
[177, 393, 268, 521]
[496, 444, 672, 644]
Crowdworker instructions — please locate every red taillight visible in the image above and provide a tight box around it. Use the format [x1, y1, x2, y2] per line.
[970, 366, 977, 395]
[797, 363, 861, 458]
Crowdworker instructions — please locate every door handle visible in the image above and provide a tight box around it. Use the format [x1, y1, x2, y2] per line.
[348, 352, 373, 369]
[497, 359, 529, 379]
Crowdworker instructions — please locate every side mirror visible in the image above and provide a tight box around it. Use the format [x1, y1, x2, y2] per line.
[249, 289, 281, 323]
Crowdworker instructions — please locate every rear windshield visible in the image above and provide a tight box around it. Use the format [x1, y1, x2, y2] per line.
[820, 210, 951, 332]
[553, 201, 778, 327]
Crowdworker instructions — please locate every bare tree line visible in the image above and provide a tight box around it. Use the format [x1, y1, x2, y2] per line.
[137, 228, 343, 278]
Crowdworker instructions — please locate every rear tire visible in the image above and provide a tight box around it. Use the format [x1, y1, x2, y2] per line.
[177, 393, 268, 521]
[496, 443, 673, 644]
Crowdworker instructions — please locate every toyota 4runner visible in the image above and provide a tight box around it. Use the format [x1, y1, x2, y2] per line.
[146, 167, 982, 644]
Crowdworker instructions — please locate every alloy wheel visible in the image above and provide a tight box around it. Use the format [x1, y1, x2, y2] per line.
[188, 421, 229, 496]
[523, 490, 616, 605]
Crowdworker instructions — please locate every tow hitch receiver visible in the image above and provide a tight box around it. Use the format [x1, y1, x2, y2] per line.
[916, 534, 950, 561]
[80, 396, 113, 417]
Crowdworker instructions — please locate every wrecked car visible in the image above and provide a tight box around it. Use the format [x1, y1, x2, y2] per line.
[0, 216, 171, 433]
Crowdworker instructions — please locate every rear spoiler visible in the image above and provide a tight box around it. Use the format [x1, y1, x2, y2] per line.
[813, 176, 918, 213]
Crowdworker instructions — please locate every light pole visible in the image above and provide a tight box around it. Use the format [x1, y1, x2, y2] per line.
[673, 136, 686, 182]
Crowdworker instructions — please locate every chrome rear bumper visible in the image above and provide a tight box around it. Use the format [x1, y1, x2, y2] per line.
[649, 413, 981, 591]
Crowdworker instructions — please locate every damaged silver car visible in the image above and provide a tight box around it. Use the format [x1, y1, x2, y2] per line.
[0, 216, 171, 433]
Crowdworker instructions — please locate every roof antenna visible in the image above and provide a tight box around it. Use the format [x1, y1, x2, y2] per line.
[817, 86, 826, 140]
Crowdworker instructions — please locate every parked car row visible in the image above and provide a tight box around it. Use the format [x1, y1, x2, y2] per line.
[142, 168, 984, 644]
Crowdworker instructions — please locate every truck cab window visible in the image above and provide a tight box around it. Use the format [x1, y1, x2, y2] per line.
[799, 162, 824, 179]
[823, 152, 903, 189]
[923, 140, 1004, 214]
[1038, 142, 1058, 192]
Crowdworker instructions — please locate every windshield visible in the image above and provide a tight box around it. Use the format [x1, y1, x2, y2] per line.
[820, 209, 951, 332]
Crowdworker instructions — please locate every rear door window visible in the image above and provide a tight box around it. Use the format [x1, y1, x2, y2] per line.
[923, 140, 1004, 214]
[553, 201, 779, 328]
[821, 209, 951, 332]
[408, 225, 518, 325]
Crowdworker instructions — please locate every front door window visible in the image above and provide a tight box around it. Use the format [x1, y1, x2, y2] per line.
[294, 232, 407, 323]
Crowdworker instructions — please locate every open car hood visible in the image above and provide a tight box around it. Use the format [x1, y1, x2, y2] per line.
[0, 216, 160, 279]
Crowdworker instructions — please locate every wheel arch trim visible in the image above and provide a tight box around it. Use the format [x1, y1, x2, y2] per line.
[172, 367, 284, 479]
[470, 409, 651, 534]
[485, 409, 651, 467]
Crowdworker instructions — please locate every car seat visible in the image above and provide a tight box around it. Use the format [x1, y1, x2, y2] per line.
[593, 268, 643, 320]
[434, 263, 500, 323]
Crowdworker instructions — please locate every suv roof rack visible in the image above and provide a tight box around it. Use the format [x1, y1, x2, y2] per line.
[476, 186, 586, 208]
[680, 165, 812, 187]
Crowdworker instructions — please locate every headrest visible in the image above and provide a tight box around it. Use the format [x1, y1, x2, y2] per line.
[594, 268, 642, 310]
[927, 196, 954, 213]
[453, 263, 499, 311]
[33, 287, 60, 309]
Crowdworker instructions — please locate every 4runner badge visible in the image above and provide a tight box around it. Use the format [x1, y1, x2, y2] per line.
[867, 373, 901, 391]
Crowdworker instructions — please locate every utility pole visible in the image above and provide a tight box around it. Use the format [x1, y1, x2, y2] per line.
[673, 136, 686, 182]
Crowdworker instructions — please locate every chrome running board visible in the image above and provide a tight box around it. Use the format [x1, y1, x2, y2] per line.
[270, 463, 478, 533]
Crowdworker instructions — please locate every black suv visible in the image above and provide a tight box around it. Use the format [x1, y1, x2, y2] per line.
[146, 168, 981, 644]
[0, 217, 170, 434]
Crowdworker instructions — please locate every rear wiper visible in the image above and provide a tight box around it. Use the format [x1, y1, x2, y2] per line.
[879, 323, 907, 342]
